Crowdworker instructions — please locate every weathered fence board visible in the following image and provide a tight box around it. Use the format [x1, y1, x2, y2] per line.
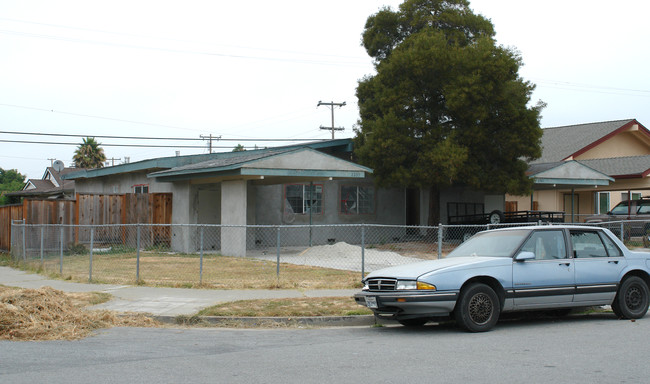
[0, 204, 23, 251]
[2, 193, 172, 251]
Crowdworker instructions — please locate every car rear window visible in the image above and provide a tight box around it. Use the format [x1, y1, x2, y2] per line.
[638, 202, 650, 214]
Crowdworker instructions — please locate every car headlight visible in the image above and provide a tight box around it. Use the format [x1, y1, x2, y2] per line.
[396, 280, 437, 291]
[396, 280, 417, 290]
[362, 282, 369, 291]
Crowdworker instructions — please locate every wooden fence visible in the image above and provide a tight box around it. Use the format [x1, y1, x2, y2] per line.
[0, 204, 23, 251]
[0, 193, 172, 251]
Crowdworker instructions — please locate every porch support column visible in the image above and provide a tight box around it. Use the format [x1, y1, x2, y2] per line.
[221, 180, 247, 257]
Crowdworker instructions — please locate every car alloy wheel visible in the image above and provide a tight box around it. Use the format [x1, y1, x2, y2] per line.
[456, 283, 500, 332]
[468, 292, 493, 325]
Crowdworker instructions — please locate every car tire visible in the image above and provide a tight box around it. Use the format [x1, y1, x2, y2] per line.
[398, 318, 428, 327]
[489, 210, 505, 225]
[456, 283, 500, 332]
[611, 276, 649, 319]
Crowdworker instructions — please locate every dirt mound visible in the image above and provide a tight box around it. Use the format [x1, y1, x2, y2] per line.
[0, 286, 158, 341]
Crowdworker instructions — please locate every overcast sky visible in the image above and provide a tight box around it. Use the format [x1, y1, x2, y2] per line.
[1, 0, 649, 180]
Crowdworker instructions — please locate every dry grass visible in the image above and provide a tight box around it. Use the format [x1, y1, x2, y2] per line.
[197, 296, 372, 317]
[0, 286, 159, 341]
[20, 252, 363, 290]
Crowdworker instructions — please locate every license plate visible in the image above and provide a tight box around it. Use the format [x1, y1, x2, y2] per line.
[365, 296, 378, 309]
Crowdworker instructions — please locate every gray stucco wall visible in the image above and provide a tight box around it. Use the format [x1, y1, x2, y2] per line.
[73, 171, 174, 194]
[253, 177, 405, 226]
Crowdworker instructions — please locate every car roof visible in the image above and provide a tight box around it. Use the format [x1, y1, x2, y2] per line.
[485, 225, 603, 232]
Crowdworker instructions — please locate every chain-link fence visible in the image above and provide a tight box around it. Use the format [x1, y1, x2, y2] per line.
[9, 220, 649, 288]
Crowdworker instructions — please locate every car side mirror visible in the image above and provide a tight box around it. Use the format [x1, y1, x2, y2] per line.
[515, 251, 535, 261]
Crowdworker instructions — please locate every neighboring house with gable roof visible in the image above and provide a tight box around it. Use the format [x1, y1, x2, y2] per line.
[507, 119, 650, 220]
[9, 166, 80, 200]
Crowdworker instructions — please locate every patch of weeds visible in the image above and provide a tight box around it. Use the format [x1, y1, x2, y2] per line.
[345, 309, 373, 316]
[67, 243, 87, 255]
[107, 245, 136, 254]
[0, 252, 11, 266]
[144, 244, 173, 253]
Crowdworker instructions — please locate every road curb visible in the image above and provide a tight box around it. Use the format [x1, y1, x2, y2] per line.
[152, 314, 379, 327]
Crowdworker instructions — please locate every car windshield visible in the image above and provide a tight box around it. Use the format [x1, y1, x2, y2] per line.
[447, 229, 530, 258]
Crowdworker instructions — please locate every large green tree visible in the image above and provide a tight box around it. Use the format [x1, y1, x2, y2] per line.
[354, 0, 544, 224]
[0, 167, 26, 205]
[73, 137, 106, 169]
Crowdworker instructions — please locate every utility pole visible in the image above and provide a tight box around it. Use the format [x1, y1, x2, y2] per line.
[317, 101, 346, 139]
[48, 158, 56, 166]
[200, 134, 221, 153]
[107, 157, 121, 166]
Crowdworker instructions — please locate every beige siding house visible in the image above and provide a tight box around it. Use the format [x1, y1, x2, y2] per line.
[507, 119, 650, 221]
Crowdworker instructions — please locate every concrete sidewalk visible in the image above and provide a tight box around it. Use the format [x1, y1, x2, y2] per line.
[0, 266, 359, 317]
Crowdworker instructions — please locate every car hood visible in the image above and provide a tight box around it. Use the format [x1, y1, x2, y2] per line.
[364, 256, 509, 280]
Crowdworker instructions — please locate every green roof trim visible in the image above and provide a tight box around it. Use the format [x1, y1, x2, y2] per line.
[63, 139, 356, 180]
[148, 146, 371, 182]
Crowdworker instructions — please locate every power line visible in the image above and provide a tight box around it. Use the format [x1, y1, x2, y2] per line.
[0, 130, 326, 142]
[0, 103, 199, 132]
[0, 17, 367, 62]
[0, 139, 258, 149]
[0, 28, 367, 67]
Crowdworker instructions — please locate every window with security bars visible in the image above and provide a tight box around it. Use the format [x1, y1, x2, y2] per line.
[340, 185, 375, 214]
[284, 184, 322, 214]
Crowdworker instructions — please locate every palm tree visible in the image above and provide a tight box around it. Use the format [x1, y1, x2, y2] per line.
[73, 137, 106, 168]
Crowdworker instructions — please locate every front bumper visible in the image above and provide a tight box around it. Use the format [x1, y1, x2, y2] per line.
[354, 290, 458, 320]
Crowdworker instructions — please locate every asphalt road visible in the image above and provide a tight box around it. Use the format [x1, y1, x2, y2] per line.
[2, 313, 649, 384]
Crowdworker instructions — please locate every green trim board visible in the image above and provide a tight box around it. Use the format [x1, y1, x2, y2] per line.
[63, 139, 359, 181]
[148, 147, 372, 182]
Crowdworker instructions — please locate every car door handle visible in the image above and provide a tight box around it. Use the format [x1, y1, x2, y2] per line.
[559, 262, 571, 266]
[608, 260, 619, 264]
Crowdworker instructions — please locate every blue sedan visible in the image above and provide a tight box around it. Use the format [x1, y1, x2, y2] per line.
[354, 225, 650, 332]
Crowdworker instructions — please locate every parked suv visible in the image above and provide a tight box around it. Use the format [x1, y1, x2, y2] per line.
[585, 198, 650, 237]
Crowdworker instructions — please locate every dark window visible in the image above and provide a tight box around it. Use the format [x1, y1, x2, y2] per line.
[340, 185, 375, 214]
[134, 184, 149, 194]
[571, 230, 608, 258]
[284, 184, 322, 214]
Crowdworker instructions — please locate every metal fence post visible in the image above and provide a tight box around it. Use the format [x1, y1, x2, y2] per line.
[620, 222, 624, 242]
[361, 224, 365, 279]
[22, 219, 26, 262]
[40, 226, 44, 267]
[276, 226, 281, 278]
[60, 225, 64, 275]
[438, 224, 443, 259]
[136, 224, 141, 283]
[199, 225, 204, 285]
[89, 226, 94, 282]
